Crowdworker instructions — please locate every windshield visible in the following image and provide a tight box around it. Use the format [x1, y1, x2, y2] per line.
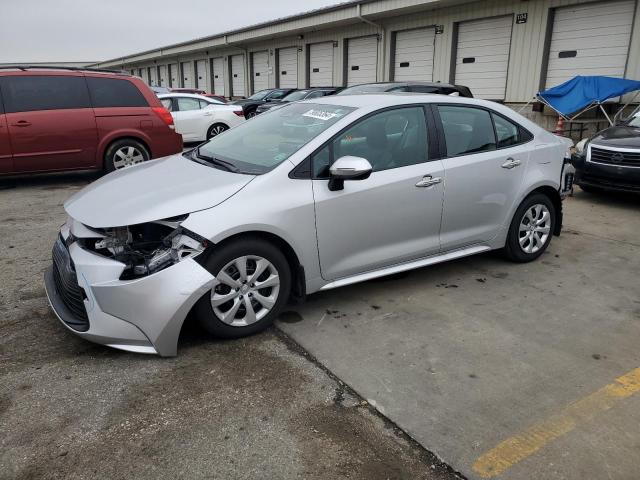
[627, 114, 640, 127]
[196, 103, 356, 174]
[282, 90, 310, 102]
[338, 84, 395, 95]
[247, 90, 270, 100]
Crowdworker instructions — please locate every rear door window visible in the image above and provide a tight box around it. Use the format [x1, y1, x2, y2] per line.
[87, 77, 148, 108]
[176, 97, 202, 111]
[492, 113, 521, 148]
[0, 75, 91, 113]
[160, 98, 173, 111]
[436, 105, 496, 156]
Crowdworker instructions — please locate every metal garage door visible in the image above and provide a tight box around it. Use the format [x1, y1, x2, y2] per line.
[231, 54, 246, 97]
[278, 47, 298, 88]
[211, 57, 225, 96]
[455, 16, 513, 100]
[309, 42, 334, 87]
[545, 0, 635, 88]
[347, 36, 378, 86]
[251, 51, 269, 93]
[169, 63, 178, 87]
[195, 59, 207, 90]
[181, 62, 193, 88]
[159, 65, 168, 86]
[393, 28, 435, 82]
[149, 67, 158, 86]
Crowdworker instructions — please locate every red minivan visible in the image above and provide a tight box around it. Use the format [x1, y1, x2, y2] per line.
[0, 67, 182, 175]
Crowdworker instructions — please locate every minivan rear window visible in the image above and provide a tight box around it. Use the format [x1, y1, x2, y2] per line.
[0, 75, 91, 113]
[87, 77, 148, 108]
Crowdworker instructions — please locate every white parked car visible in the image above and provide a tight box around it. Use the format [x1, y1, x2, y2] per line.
[158, 93, 245, 142]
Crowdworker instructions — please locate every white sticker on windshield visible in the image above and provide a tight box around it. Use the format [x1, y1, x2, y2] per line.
[302, 109, 338, 121]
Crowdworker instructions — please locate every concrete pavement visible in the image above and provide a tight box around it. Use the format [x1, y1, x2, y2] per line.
[278, 188, 640, 480]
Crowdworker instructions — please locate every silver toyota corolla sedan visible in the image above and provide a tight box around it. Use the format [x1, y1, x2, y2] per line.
[45, 94, 573, 356]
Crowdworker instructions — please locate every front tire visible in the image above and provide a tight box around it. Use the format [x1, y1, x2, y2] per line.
[104, 139, 149, 172]
[194, 238, 291, 338]
[503, 193, 556, 263]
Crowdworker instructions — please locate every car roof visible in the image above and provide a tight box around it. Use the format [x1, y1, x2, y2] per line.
[346, 81, 459, 89]
[298, 92, 492, 109]
[299, 93, 543, 133]
[157, 92, 216, 101]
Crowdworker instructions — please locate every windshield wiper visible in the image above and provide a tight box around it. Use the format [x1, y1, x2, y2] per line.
[193, 146, 240, 173]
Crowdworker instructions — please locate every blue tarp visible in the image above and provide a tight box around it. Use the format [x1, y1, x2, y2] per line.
[537, 76, 640, 118]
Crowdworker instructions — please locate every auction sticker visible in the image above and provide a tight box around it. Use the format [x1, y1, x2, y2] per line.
[303, 109, 338, 121]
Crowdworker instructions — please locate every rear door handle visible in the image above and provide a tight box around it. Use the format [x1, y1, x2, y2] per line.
[501, 158, 521, 169]
[415, 175, 442, 188]
[11, 120, 32, 127]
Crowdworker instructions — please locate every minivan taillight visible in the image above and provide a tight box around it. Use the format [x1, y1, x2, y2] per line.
[152, 107, 175, 129]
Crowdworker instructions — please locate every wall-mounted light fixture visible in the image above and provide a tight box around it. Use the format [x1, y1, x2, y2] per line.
[297, 34, 304, 40]
[333, 41, 339, 47]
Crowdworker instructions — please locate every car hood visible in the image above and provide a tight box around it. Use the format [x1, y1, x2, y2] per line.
[590, 126, 640, 148]
[231, 99, 259, 106]
[65, 153, 255, 228]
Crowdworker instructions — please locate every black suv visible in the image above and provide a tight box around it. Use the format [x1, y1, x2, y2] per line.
[231, 88, 296, 118]
[338, 81, 473, 97]
[572, 110, 640, 193]
[255, 87, 340, 115]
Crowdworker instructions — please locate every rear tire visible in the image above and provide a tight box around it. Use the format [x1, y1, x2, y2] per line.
[194, 238, 291, 338]
[503, 193, 556, 263]
[206, 123, 229, 140]
[104, 139, 149, 172]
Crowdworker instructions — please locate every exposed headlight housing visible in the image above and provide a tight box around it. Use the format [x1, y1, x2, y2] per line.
[86, 216, 207, 279]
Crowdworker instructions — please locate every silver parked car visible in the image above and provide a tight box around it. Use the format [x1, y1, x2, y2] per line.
[45, 94, 572, 356]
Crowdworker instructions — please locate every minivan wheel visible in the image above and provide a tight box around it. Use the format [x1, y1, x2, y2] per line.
[206, 123, 228, 139]
[104, 139, 149, 172]
[504, 193, 556, 263]
[194, 238, 291, 338]
[246, 110, 257, 119]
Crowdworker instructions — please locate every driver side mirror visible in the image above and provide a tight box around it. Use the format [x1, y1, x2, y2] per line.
[328, 156, 373, 191]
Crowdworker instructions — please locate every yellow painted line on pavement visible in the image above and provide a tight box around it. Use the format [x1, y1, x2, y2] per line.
[473, 367, 640, 478]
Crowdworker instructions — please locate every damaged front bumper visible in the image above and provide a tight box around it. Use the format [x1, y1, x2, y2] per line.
[44, 221, 215, 357]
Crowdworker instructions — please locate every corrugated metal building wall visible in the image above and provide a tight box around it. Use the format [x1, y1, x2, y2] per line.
[95, 0, 640, 127]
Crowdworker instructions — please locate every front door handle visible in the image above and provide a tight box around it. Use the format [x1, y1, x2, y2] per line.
[11, 120, 32, 127]
[501, 158, 521, 169]
[416, 175, 442, 188]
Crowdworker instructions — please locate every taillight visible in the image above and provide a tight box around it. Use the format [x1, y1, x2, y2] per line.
[152, 107, 175, 129]
[233, 110, 245, 117]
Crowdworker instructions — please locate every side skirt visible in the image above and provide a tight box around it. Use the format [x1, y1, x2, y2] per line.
[319, 244, 492, 291]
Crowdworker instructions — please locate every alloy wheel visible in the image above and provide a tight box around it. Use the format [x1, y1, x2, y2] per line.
[518, 204, 551, 254]
[209, 125, 227, 138]
[210, 255, 280, 327]
[112, 146, 145, 169]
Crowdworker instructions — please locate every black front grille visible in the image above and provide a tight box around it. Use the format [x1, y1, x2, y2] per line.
[52, 237, 89, 332]
[590, 147, 640, 167]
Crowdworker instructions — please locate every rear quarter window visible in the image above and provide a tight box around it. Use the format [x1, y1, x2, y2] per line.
[87, 77, 148, 108]
[0, 75, 91, 113]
